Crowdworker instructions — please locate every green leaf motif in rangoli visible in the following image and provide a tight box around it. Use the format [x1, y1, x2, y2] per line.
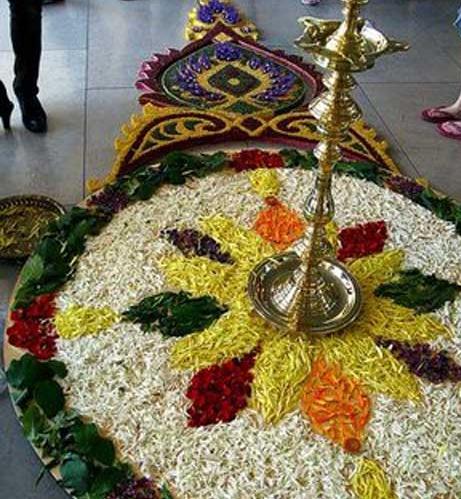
[123, 291, 227, 336]
[375, 268, 460, 313]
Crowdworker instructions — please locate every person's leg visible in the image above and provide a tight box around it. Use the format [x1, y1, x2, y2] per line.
[9, 0, 42, 98]
[8, 0, 47, 133]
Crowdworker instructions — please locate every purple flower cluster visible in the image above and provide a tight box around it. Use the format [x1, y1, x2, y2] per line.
[162, 228, 233, 264]
[175, 56, 223, 101]
[198, 1, 240, 25]
[386, 175, 424, 200]
[377, 338, 461, 384]
[215, 42, 242, 61]
[106, 478, 159, 499]
[249, 59, 297, 102]
[87, 186, 129, 214]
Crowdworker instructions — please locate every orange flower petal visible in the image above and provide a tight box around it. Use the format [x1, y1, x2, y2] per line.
[300, 357, 371, 453]
[253, 197, 305, 250]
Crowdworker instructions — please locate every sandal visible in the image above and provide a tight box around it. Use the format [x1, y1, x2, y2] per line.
[436, 120, 461, 141]
[421, 106, 461, 123]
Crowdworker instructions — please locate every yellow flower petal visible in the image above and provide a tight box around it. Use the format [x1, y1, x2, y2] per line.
[349, 249, 405, 291]
[160, 255, 239, 304]
[349, 458, 396, 499]
[199, 214, 274, 266]
[55, 305, 119, 340]
[250, 334, 314, 424]
[170, 300, 272, 371]
[361, 294, 451, 343]
[316, 333, 421, 401]
[247, 169, 280, 198]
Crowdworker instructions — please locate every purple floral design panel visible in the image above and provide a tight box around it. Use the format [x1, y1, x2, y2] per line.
[161, 42, 308, 115]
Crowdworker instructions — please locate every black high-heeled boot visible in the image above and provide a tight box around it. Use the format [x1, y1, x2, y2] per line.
[0, 81, 14, 131]
[16, 95, 47, 134]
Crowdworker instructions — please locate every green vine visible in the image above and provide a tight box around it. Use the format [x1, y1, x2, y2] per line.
[6, 354, 132, 498]
[13, 208, 111, 309]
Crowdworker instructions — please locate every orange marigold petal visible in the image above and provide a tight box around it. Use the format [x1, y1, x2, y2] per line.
[300, 357, 371, 453]
[253, 197, 305, 250]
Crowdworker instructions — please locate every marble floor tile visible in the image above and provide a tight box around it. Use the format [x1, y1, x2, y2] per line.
[0, 50, 86, 205]
[85, 87, 140, 189]
[87, 0, 155, 88]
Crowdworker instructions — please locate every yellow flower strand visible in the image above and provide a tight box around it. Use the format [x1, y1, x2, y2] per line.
[349, 458, 396, 499]
[250, 335, 314, 424]
[247, 169, 280, 198]
[55, 305, 119, 340]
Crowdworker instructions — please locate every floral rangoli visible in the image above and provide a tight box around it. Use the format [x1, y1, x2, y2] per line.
[5, 149, 461, 499]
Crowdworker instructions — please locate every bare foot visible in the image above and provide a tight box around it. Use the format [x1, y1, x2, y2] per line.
[438, 105, 461, 118]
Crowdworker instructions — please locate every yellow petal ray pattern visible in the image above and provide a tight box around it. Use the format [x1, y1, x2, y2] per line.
[55, 305, 119, 340]
[359, 294, 451, 343]
[199, 214, 274, 266]
[160, 255, 238, 304]
[349, 458, 396, 499]
[250, 335, 314, 424]
[315, 334, 421, 401]
[349, 249, 404, 291]
[170, 300, 273, 371]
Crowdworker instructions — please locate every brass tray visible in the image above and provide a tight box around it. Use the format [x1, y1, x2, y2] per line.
[0, 195, 66, 260]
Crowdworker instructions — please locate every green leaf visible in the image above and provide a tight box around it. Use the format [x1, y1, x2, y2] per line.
[160, 484, 174, 499]
[73, 423, 98, 453]
[375, 268, 461, 313]
[12, 388, 30, 407]
[60, 455, 91, 495]
[123, 291, 227, 336]
[417, 188, 460, 231]
[196, 152, 228, 176]
[19, 254, 44, 288]
[34, 380, 65, 418]
[66, 219, 97, 254]
[90, 438, 115, 466]
[22, 404, 48, 441]
[89, 467, 126, 496]
[279, 149, 317, 170]
[334, 160, 383, 184]
[73, 423, 115, 466]
[46, 360, 68, 379]
[6, 354, 51, 390]
[37, 237, 63, 261]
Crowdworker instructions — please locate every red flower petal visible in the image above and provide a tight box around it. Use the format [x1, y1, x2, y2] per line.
[230, 150, 284, 172]
[7, 294, 58, 359]
[337, 220, 388, 262]
[186, 351, 257, 427]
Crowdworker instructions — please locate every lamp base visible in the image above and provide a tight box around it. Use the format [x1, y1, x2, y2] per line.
[248, 253, 362, 335]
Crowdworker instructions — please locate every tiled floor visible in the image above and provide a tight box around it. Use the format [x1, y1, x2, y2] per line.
[0, 0, 460, 497]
